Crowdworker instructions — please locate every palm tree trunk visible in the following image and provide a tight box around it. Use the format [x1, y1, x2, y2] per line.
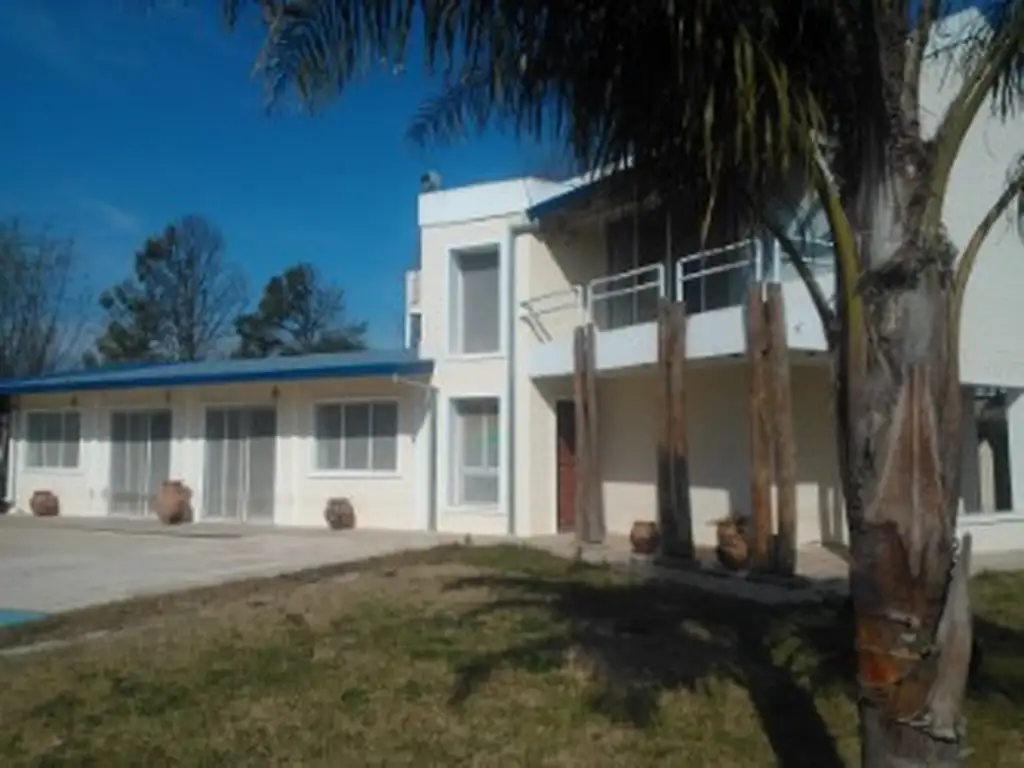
[836, 247, 974, 766]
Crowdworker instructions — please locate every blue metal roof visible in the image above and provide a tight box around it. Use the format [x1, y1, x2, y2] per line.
[0, 349, 433, 396]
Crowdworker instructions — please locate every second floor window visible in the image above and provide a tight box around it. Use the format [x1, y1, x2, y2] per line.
[450, 246, 500, 354]
[408, 311, 422, 351]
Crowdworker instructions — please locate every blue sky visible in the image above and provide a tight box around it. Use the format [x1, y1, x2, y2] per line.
[0, 0, 555, 348]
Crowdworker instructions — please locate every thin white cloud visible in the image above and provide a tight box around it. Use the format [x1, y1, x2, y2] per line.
[77, 198, 143, 236]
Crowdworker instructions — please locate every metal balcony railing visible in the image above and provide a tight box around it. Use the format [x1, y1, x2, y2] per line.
[520, 237, 835, 343]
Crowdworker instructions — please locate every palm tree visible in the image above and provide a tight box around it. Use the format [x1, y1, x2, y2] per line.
[223, 1, 1023, 763]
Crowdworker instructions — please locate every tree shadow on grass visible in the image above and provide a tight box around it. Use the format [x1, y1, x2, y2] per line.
[438, 566, 1024, 768]
[441, 572, 848, 768]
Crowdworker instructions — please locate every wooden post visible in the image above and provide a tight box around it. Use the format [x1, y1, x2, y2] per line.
[584, 324, 605, 543]
[657, 299, 695, 559]
[745, 285, 773, 571]
[573, 324, 604, 544]
[765, 284, 798, 575]
[573, 326, 589, 544]
[656, 301, 675, 551]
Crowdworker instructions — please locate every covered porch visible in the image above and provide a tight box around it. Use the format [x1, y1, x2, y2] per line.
[525, 355, 1024, 554]
[525, 357, 844, 548]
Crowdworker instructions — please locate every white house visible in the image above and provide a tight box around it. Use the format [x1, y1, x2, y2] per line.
[3, 7, 1023, 552]
[1, 352, 437, 531]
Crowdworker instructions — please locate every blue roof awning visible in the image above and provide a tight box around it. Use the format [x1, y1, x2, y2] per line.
[0, 349, 433, 396]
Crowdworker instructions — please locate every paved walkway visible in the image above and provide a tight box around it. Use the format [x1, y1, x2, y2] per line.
[529, 533, 1024, 605]
[5, 517, 1023, 616]
[0, 516, 467, 614]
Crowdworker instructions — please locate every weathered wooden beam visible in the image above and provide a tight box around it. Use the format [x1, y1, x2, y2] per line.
[765, 284, 798, 576]
[656, 301, 675, 552]
[656, 299, 695, 559]
[573, 326, 589, 544]
[572, 324, 604, 544]
[583, 324, 605, 543]
[745, 284, 774, 571]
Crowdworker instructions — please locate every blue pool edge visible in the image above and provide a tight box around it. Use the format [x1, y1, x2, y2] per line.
[0, 609, 49, 627]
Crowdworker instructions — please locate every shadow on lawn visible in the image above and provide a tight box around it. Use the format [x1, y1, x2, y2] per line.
[439, 567, 1024, 768]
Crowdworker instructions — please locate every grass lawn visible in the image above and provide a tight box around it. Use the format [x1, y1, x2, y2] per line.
[0, 544, 1022, 766]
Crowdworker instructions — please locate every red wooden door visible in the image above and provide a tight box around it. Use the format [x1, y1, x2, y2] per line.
[556, 400, 577, 533]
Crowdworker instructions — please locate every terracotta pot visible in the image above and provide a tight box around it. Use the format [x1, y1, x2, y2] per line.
[629, 520, 661, 555]
[155, 480, 193, 525]
[715, 516, 750, 571]
[30, 490, 60, 518]
[325, 498, 356, 530]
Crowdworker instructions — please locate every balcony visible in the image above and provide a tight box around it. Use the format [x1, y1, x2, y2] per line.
[405, 270, 421, 309]
[520, 237, 836, 377]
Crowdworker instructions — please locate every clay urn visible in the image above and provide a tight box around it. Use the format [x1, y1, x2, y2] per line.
[629, 520, 661, 555]
[715, 515, 751, 571]
[29, 490, 60, 518]
[155, 480, 193, 525]
[325, 497, 357, 530]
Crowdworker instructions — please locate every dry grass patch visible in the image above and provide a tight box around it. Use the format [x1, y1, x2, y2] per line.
[0, 544, 1022, 766]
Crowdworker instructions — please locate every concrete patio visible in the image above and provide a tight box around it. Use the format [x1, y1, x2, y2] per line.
[3, 515, 1022, 617]
[0, 515, 470, 614]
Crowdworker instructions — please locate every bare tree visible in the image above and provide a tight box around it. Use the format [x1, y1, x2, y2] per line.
[0, 218, 84, 378]
[0, 218, 86, 504]
[87, 214, 248, 365]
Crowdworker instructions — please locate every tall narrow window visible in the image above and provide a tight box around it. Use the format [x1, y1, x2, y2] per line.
[451, 398, 500, 505]
[450, 247, 500, 354]
[407, 311, 422, 351]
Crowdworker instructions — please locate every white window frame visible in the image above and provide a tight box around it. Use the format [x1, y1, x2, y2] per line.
[23, 408, 83, 473]
[311, 398, 401, 477]
[446, 243, 503, 359]
[449, 397, 501, 507]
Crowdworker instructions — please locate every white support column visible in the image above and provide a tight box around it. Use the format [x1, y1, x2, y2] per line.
[170, 389, 189, 482]
[183, 388, 203, 518]
[499, 228, 513, 536]
[411, 387, 436, 532]
[5, 404, 18, 508]
[286, 388, 304, 526]
[1005, 390, 1024, 512]
[86, 393, 104, 517]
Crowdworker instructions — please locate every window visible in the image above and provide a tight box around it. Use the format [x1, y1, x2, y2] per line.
[407, 311, 422, 351]
[451, 398, 500, 505]
[450, 247, 500, 354]
[25, 410, 81, 470]
[314, 401, 398, 473]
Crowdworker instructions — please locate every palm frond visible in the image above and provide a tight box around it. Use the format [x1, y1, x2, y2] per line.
[218, 0, 1021, 269]
[222, 1, 888, 211]
[984, 0, 1024, 118]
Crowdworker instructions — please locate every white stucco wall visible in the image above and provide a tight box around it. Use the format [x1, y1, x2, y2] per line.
[919, 15, 1024, 387]
[418, 214, 515, 535]
[10, 377, 427, 531]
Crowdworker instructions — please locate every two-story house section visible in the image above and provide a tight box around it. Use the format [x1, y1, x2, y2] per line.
[410, 8, 1024, 551]
[410, 161, 1023, 553]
